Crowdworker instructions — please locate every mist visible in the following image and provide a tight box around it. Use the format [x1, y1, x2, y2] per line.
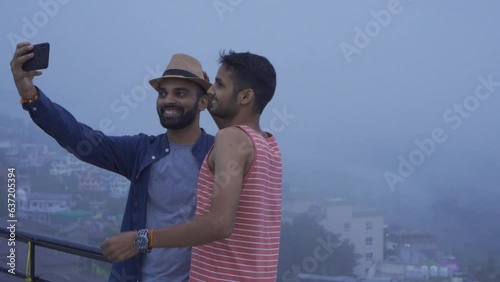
[1, 0, 499, 281]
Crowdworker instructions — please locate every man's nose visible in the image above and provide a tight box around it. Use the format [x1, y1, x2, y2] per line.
[207, 85, 215, 96]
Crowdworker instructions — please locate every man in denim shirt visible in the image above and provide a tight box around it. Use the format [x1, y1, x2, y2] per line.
[10, 42, 214, 281]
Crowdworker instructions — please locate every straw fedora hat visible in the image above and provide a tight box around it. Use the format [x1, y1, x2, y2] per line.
[149, 53, 211, 91]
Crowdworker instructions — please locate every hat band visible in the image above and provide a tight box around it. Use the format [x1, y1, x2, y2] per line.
[162, 69, 199, 78]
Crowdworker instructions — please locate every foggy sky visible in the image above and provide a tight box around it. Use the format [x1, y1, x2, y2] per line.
[1, 0, 500, 210]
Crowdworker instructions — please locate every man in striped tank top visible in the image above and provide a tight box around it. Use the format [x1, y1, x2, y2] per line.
[189, 51, 282, 281]
[102, 51, 282, 282]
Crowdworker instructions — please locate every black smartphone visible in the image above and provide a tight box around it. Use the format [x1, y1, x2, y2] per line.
[22, 42, 50, 71]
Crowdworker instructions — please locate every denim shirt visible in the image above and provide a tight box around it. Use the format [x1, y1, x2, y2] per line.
[23, 89, 215, 282]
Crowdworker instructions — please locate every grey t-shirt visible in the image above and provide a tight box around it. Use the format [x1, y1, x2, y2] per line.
[141, 142, 199, 282]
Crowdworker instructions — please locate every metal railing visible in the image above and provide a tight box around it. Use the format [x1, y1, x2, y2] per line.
[0, 227, 110, 281]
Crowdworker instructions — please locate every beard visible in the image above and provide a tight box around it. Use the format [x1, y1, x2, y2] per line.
[208, 93, 238, 119]
[158, 99, 199, 130]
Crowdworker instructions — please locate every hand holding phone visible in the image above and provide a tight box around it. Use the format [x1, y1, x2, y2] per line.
[10, 42, 46, 101]
[22, 42, 50, 71]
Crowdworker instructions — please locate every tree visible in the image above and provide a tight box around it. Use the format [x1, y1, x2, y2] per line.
[278, 213, 357, 281]
[468, 256, 500, 282]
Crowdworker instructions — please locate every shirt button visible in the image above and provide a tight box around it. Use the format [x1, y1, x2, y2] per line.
[165, 148, 170, 153]
[151, 156, 155, 160]
[33, 107, 37, 111]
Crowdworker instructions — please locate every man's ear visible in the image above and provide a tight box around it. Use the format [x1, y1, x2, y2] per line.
[198, 94, 208, 111]
[238, 88, 254, 106]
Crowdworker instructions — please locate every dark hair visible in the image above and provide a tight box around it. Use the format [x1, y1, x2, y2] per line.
[219, 50, 276, 114]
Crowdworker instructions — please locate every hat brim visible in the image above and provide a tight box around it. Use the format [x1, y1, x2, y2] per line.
[149, 75, 212, 92]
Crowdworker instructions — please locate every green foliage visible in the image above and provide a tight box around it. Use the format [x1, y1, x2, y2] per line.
[468, 256, 500, 282]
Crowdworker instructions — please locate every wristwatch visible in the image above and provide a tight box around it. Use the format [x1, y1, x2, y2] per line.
[134, 229, 151, 254]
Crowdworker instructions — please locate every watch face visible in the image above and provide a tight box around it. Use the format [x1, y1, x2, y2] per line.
[135, 236, 147, 247]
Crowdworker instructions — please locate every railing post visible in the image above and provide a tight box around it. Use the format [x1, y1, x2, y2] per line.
[29, 241, 35, 281]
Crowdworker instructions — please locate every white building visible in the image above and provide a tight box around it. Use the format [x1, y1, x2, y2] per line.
[17, 189, 76, 225]
[318, 199, 384, 278]
[0, 141, 19, 156]
[108, 175, 130, 199]
[282, 194, 384, 278]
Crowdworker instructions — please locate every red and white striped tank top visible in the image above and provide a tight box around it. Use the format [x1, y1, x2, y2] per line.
[189, 125, 282, 282]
